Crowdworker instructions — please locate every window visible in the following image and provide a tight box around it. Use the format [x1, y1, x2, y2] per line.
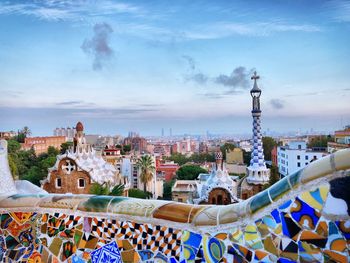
[56, 178, 62, 188]
[297, 162, 301, 167]
[305, 162, 308, 166]
[78, 178, 85, 188]
[298, 145, 301, 149]
[305, 155, 309, 160]
[297, 155, 300, 160]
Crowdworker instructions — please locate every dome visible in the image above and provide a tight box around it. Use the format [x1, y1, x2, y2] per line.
[76, 121, 84, 132]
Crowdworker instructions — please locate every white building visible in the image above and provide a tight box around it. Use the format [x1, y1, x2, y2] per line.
[277, 140, 328, 177]
[118, 156, 163, 199]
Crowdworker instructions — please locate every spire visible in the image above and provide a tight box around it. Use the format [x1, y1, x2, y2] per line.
[246, 71, 270, 184]
[251, 71, 260, 92]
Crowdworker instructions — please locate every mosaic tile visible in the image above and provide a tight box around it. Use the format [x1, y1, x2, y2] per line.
[279, 200, 292, 211]
[137, 249, 154, 261]
[327, 222, 347, 252]
[153, 203, 204, 223]
[298, 241, 322, 262]
[263, 234, 280, 256]
[269, 178, 291, 201]
[229, 228, 243, 243]
[244, 224, 263, 249]
[249, 191, 271, 214]
[48, 237, 62, 257]
[91, 241, 122, 263]
[230, 243, 253, 261]
[280, 212, 301, 241]
[61, 241, 76, 261]
[120, 249, 140, 263]
[299, 230, 327, 248]
[299, 185, 329, 211]
[290, 197, 320, 229]
[315, 219, 328, 237]
[202, 235, 225, 263]
[181, 231, 202, 261]
[323, 249, 348, 263]
[279, 237, 298, 261]
[336, 220, 350, 242]
[77, 196, 113, 213]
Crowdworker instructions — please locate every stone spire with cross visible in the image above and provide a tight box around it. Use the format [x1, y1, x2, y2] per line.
[246, 71, 270, 184]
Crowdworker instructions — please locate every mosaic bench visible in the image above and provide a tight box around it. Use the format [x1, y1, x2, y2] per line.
[0, 149, 349, 262]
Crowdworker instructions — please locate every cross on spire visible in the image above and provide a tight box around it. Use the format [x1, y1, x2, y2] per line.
[251, 71, 260, 81]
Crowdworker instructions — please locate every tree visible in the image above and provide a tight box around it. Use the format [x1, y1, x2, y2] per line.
[60, 142, 73, 154]
[110, 184, 125, 196]
[123, 144, 131, 153]
[128, 188, 152, 199]
[262, 137, 277, 161]
[8, 155, 18, 179]
[242, 149, 251, 166]
[220, 143, 235, 159]
[189, 153, 215, 163]
[176, 165, 207, 180]
[308, 135, 333, 148]
[7, 139, 21, 154]
[136, 155, 155, 192]
[163, 180, 175, 200]
[21, 126, 32, 137]
[269, 165, 280, 186]
[167, 153, 189, 166]
[89, 183, 110, 195]
[47, 146, 59, 157]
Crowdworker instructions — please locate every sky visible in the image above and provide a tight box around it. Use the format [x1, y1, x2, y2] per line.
[0, 0, 349, 136]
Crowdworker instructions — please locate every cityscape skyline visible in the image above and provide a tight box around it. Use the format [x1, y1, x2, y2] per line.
[0, 0, 349, 135]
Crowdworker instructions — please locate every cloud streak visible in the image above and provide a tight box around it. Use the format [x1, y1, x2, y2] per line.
[81, 23, 114, 70]
[270, 99, 285, 109]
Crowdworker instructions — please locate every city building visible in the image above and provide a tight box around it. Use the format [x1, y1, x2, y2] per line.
[240, 72, 270, 199]
[194, 151, 238, 205]
[118, 156, 163, 198]
[53, 127, 76, 142]
[328, 126, 350, 153]
[156, 159, 179, 182]
[277, 140, 328, 177]
[226, 148, 244, 164]
[271, 145, 278, 166]
[21, 136, 66, 155]
[124, 136, 148, 153]
[0, 131, 17, 140]
[171, 180, 198, 203]
[41, 122, 129, 195]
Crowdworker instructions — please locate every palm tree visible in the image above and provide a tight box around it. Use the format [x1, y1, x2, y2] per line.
[136, 155, 155, 193]
[21, 126, 32, 137]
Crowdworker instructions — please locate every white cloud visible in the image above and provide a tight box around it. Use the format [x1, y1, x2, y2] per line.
[324, 0, 350, 22]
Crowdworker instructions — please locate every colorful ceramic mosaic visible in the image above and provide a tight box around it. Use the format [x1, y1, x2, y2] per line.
[0, 149, 349, 262]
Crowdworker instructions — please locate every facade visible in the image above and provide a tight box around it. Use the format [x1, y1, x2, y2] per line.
[277, 140, 328, 177]
[21, 136, 66, 155]
[271, 145, 278, 166]
[156, 160, 179, 182]
[41, 122, 128, 195]
[193, 151, 238, 205]
[53, 127, 76, 142]
[118, 156, 164, 199]
[226, 148, 244, 164]
[0, 131, 17, 140]
[172, 180, 198, 203]
[328, 126, 350, 152]
[124, 136, 148, 153]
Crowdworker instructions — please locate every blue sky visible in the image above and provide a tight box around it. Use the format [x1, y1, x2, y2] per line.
[0, 0, 349, 136]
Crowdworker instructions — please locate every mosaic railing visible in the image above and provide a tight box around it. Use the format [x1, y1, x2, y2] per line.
[0, 149, 349, 262]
